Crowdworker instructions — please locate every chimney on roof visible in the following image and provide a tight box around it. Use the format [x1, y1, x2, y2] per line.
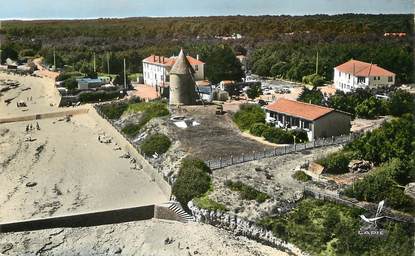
[196, 54, 199, 60]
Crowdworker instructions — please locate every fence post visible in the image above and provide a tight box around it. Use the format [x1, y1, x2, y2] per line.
[253, 151, 255, 160]
[284, 146, 287, 154]
[263, 149, 266, 158]
[332, 136, 335, 144]
[242, 153, 244, 162]
[231, 155, 233, 165]
[313, 139, 315, 148]
[294, 143, 296, 152]
[274, 147, 277, 156]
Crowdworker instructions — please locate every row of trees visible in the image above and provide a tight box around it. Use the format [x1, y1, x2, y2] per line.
[250, 41, 413, 84]
[298, 87, 415, 119]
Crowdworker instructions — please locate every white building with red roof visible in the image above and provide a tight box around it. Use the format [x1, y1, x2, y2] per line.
[142, 52, 205, 87]
[333, 59, 395, 92]
[265, 98, 351, 141]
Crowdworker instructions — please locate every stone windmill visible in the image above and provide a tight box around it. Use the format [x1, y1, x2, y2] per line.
[169, 49, 198, 106]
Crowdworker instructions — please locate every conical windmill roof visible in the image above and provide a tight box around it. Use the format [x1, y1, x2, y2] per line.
[170, 49, 195, 75]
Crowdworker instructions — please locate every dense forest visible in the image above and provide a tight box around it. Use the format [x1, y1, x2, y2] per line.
[0, 14, 413, 83]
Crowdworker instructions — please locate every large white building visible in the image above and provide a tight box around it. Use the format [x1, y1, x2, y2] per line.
[142, 53, 205, 87]
[333, 60, 395, 93]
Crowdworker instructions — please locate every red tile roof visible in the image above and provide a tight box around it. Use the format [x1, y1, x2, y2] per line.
[265, 98, 335, 121]
[143, 54, 204, 66]
[335, 60, 395, 77]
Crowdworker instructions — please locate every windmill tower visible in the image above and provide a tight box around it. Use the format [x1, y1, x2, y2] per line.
[169, 49, 197, 105]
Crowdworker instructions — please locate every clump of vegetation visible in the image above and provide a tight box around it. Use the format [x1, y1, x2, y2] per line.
[140, 133, 171, 156]
[246, 83, 262, 100]
[292, 170, 312, 182]
[79, 91, 123, 103]
[344, 158, 415, 213]
[121, 101, 169, 137]
[121, 123, 142, 137]
[345, 114, 414, 165]
[233, 104, 265, 131]
[225, 180, 270, 203]
[316, 151, 353, 174]
[172, 157, 212, 207]
[100, 102, 129, 119]
[259, 198, 414, 255]
[249, 122, 269, 137]
[194, 195, 227, 212]
[302, 74, 326, 87]
[262, 127, 293, 144]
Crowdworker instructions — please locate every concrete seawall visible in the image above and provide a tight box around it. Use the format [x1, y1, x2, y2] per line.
[0, 205, 155, 233]
[0, 108, 89, 124]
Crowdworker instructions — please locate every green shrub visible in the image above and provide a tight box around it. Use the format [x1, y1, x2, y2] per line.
[292, 170, 312, 182]
[194, 195, 227, 211]
[262, 127, 292, 144]
[388, 89, 415, 117]
[172, 157, 212, 207]
[316, 151, 353, 174]
[344, 158, 415, 213]
[225, 180, 270, 203]
[181, 156, 212, 174]
[79, 91, 122, 103]
[140, 133, 171, 156]
[233, 104, 265, 131]
[100, 102, 128, 119]
[290, 129, 309, 143]
[121, 123, 141, 137]
[259, 198, 414, 256]
[302, 74, 326, 87]
[249, 122, 269, 136]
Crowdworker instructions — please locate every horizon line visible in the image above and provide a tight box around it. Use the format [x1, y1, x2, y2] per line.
[0, 12, 411, 21]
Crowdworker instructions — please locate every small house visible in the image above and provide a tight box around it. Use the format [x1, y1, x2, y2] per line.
[265, 98, 351, 141]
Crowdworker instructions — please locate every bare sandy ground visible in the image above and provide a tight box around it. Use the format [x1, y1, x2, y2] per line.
[0, 72, 60, 117]
[0, 219, 287, 256]
[0, 115, 167, 222]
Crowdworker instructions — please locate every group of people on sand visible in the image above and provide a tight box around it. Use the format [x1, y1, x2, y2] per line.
[26, 122, 40, 132]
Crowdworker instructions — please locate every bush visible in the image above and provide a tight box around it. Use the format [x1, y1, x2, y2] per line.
[225, 180, 270, 203]
[121, 123, 141, 137]
[316, 151, 353, 174]
[79, 91, 122, 103]
[259, 198, 414, 256]
[100, 102, 128, 119]
[181, 156, 212, 174]
[262, 127, 292, 144]
[172, 158, 212, 207]
[388, 89, 415, 117]
[292, 170, 312, 182]
[291, 129, 309, 143]
[249, 122, 269, 137]
[233, 104, 265, 131]
[302, 74, 326, 87]
[194, 195, 227, 211]
[140, 133, 171, 156]
[344, 158, 415, 213]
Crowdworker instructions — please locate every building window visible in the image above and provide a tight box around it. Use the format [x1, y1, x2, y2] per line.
[348, 74, 350, 79]
[195, 65, 198, 71]
[357, 77, 365, 83]
[388, 76, 393, 82]
[303, 121, 310, 129]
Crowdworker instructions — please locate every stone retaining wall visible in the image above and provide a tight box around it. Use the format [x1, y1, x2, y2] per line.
[187, 201, 309, 256]
[0, 108, 89, 124]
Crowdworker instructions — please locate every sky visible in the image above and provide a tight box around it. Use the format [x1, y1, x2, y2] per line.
[0, 0, 412, 20]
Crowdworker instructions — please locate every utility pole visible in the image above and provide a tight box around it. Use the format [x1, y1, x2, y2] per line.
[315, 50, 319, 75]
[53, 48, 56, 70]
[106, 52, 110, 75]
[93, 52, 96, 73]
[123, 58, 127, 90]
